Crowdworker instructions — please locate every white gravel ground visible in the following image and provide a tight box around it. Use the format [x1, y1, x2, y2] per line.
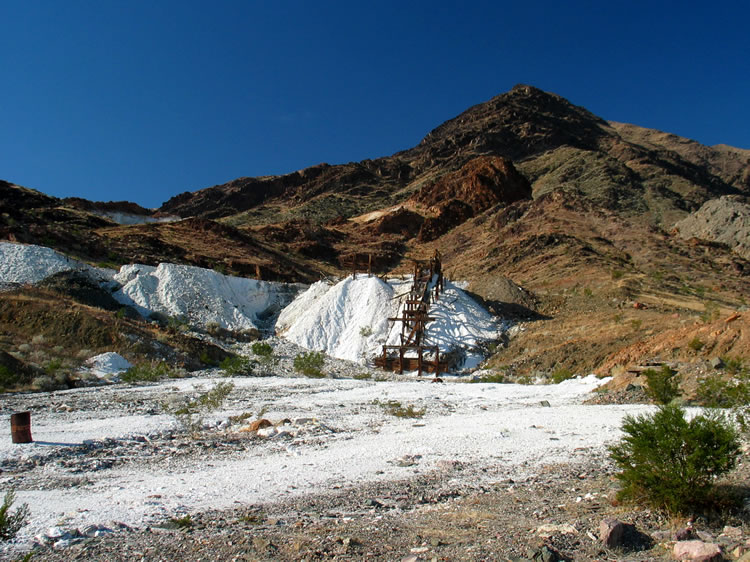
[0, 374, 656, 547]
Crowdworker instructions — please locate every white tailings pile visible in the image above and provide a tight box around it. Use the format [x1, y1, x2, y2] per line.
[113, 263, 293, 332]
[0, 242, 97, 285]
[0, 242, 299, 332]
[277, 276, 503, 367]
[81, 352, 133, 381]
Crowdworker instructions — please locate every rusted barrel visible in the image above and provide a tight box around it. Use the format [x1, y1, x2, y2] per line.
[10, 412, 32, 443]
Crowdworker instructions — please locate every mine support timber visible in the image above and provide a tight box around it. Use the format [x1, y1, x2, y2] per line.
[375, 250, 447, 376]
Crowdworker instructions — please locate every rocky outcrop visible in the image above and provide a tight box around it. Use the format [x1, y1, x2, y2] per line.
[413, 156, 531, 213]
[674, 195, 750, 259]
[412, 156, 531, 242]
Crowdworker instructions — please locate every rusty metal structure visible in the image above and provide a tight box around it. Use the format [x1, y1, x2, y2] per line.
[374, 250, 448, 376]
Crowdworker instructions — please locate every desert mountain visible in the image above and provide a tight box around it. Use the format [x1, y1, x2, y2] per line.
[2, 84, 749, 379]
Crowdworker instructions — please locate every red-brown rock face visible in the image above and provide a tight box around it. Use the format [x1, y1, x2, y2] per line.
[413, 155, 531, 214]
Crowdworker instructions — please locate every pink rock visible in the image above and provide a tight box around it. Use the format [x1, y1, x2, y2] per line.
[673, 540, 723, 561]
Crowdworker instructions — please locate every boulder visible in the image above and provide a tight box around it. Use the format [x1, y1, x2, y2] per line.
[600, 518, 626, 547]
[673, 540, 723, 561]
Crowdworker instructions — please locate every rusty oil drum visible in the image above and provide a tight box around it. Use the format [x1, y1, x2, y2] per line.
[10, 411, 32, 443]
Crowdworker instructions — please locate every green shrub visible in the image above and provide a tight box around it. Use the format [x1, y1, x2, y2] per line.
[687, 337, 705, 352]
[470, 372, 506, 383]
[695, 373, 750, 433]
[122, 361, 173, 384]
[219, 355, 254, 376]
[359, 326, 373, 337]
[609, 404, 740, 513]
[0, 490, 29, 541]
[353, 372, 371, 380]
[44, 358, 64, 375]
[251, 342, 273, 357]
[172, 381, 234, 435]
[700, 302, 720, 324]
[168, 514, 193, 530]
[294, 351, 325, 377]
[376, 399, 425, 418]
[550, 367, 575, 384]
[199, 351, 218, 367]
[643, 365, 680, 404]
[721, 356, 746, 376]
[0, 366, 16, 391]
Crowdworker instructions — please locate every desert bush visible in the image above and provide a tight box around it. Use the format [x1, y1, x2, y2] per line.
[44, 358, 64, 375]
[168, 514, 193, 530]
[205, 322, 222, 337]
[470, 372, 506, 384]
[550, 367, 575, 384]
[0, 366, 16, 391]
[359, 325, 373, 337]
[643, 365, 680, 404]
[294, 351, 325, 377]
[695, 372, 750, 433]
[609, 404, 740, 513]
[700, 301, 720, 324]
[198, 351, 218, 367]
[688, 337, 705, 352]
[251, 342, 273, 357]
[122, 361, 174, 384]
[376, 399, 425, 418]
[721, 356, 746, 376]
[0, 490, 30, 541]
[219, 355, 254, 376]
[172, 381, 235, 435]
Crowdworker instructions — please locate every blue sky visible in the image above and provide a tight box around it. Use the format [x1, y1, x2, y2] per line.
[2, 1, 748, 208]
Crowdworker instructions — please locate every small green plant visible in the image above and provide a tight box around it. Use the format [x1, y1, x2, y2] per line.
[721, 356, 746, 376]
[172, 381, 235, 435]
[609, 404, 740, 513]
[695, 371, 750, 433]
[688, 337, 705, 352]
[375, 399, 425, 418]
[700, 301, 720, 324]
[168, 514, 193, 530]
[0, 490, 30, 541]
[229, 411, 254, 425]
[219, 355, 254, 376]
[251, 342, 274, 357]
[550, 367, 575, 384]
[44, 358, 64, 375]
[359, 325, 373, 337]
[611, 269, 624, 280]
[353, 372, 371, 380]
[643, 365, 680, 404]
[294, 351, 325, 378]
[630, 319, 642, 331]
[583, 287, 593, 297]
[0, 366, 16, 391]
[199, 351, 218, 367]
[122, 361, 174, 384]
[469, 371, 507, 383]
[696, 375, 750, 408]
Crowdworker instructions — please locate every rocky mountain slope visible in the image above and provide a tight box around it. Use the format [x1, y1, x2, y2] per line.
[2, 84, 749, 382]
